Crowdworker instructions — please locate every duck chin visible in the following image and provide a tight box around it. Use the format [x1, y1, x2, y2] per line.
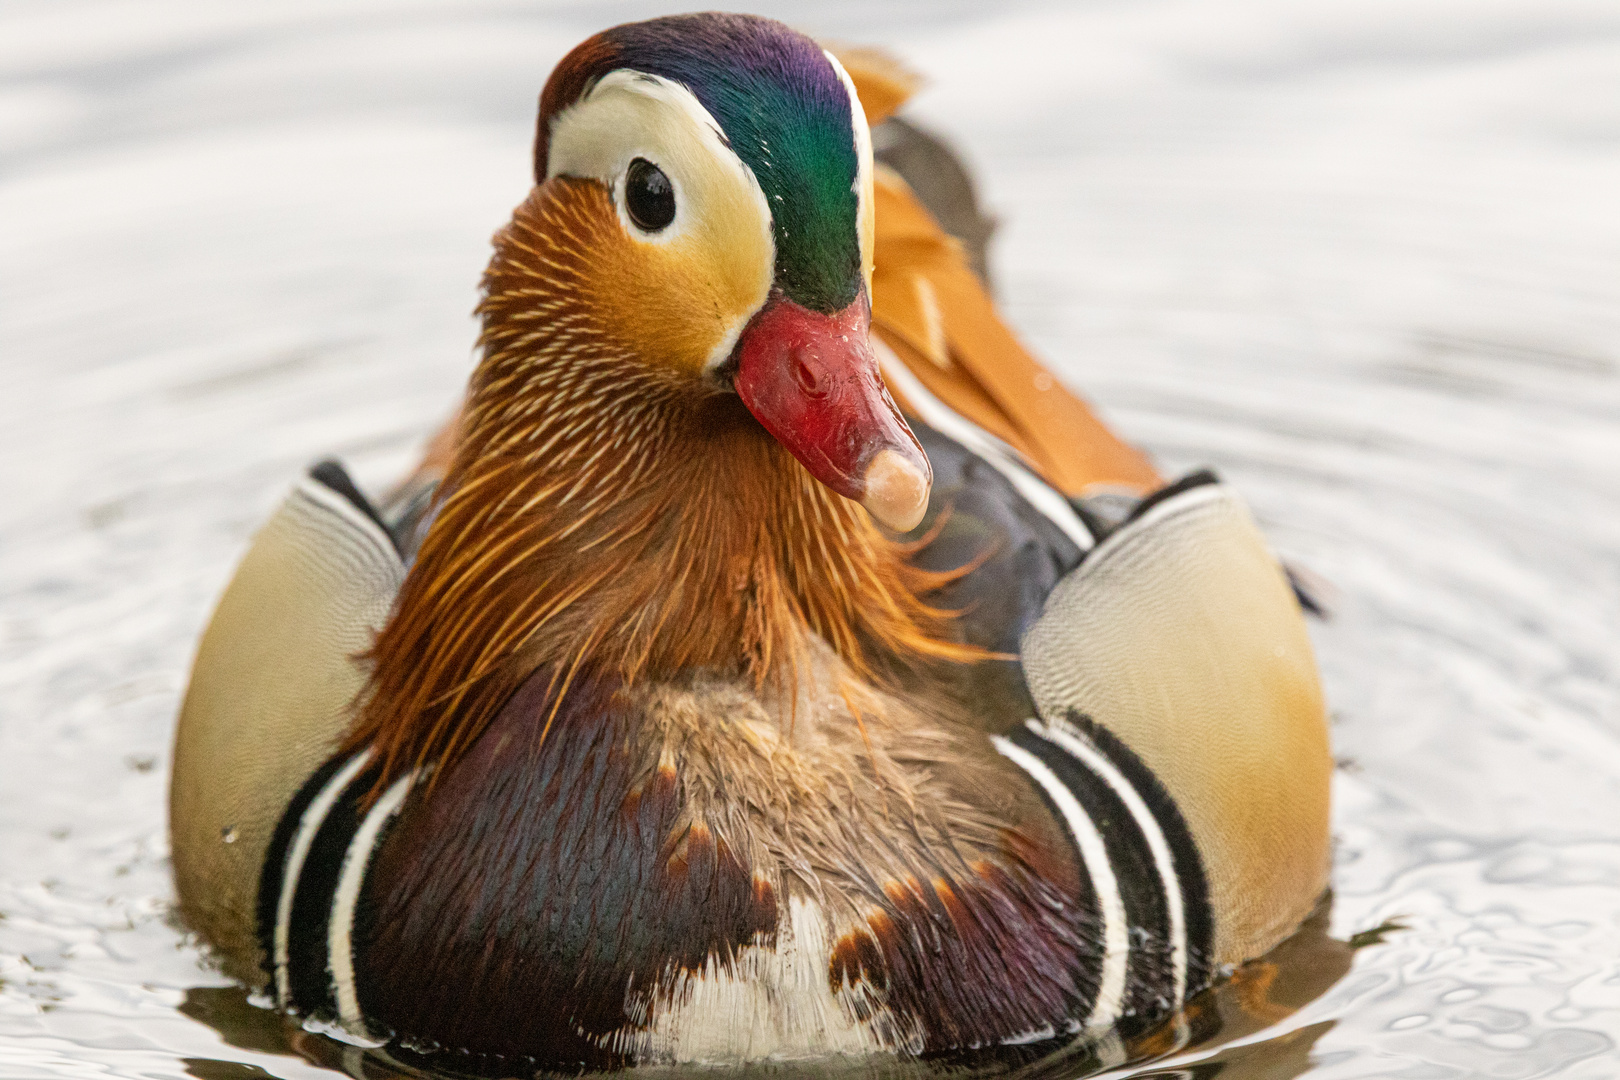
[731, 292, 932, 532]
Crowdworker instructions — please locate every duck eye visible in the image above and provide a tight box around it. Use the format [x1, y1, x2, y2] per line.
[624, 158, 675, 232]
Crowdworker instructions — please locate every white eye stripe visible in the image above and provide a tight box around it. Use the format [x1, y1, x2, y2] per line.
[548, 70, 764, 247]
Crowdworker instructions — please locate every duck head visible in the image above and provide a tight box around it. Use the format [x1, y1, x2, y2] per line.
[529, 12, 930, 531]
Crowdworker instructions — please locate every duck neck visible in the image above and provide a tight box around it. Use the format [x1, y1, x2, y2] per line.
[349, 308, 971, 785]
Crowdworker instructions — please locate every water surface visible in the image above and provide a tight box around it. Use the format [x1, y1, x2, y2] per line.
[3, 1, 1619, 1077]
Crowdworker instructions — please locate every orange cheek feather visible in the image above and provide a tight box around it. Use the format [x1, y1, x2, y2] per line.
[557, 178, 771, 375]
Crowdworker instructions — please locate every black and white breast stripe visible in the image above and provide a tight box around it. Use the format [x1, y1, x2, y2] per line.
[258, 721, 1206, 1046]
[992, 711, 1212, 1037]
[256, 749, 419, 1038]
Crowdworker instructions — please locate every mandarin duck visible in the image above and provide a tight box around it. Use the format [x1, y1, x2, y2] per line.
[170, 13, 1332, 1073]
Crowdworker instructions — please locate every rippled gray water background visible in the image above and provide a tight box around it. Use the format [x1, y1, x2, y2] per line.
[4, 1, 1619, 1076]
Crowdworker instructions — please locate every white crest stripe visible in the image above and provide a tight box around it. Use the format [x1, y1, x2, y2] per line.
[991, 735, 1129, 1031]
[273, 749, 373, 1008]
[1026, 719, 1188, 1004]
[328, 769, 418, 1033]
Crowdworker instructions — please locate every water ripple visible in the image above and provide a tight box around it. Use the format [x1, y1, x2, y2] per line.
[3, 1, 1618, 1077]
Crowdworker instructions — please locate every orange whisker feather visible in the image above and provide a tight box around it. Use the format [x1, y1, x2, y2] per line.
[346, 178, 989, 794]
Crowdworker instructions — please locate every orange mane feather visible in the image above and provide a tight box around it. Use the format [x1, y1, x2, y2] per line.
[345, 179, 981, 788]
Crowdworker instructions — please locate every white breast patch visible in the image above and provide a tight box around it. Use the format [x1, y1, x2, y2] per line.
[602, 896, 917, 1064]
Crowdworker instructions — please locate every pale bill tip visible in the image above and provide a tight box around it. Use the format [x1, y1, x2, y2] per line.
[861, 447, 930, 532]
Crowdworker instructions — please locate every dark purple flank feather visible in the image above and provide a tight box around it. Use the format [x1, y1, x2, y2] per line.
[537, 13, 863, 313]
[353, 675, 777, 1069]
